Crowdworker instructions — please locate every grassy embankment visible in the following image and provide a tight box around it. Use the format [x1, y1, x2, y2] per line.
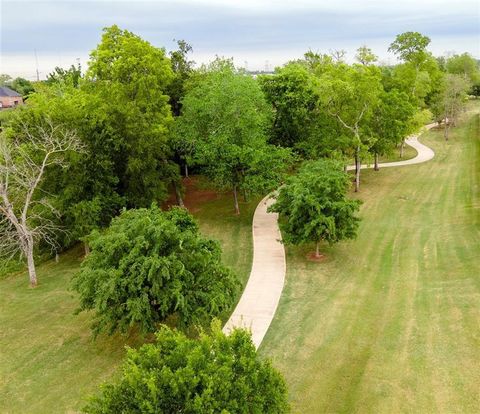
[0, 183, 257, 414]
[261, 109, 480, 413]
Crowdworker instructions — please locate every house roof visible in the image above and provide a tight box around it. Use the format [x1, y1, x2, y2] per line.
[0, 86, 22, 97]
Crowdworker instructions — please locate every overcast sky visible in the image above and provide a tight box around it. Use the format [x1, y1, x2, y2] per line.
[1, 0, 479, 80]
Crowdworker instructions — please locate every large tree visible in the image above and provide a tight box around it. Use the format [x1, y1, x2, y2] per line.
[369, 89, 417, 167]
[0, 118, 84, 286]
[83, 323, 289, 413]
[72, 206, 239, 335]
[259, 63, 319, 148]
[318, 63, 383, 191]
[177, 59, 291, 214]
[268, 159, 361, 258]
[388, 32, 443, 107]
[84, 25, 175, 207]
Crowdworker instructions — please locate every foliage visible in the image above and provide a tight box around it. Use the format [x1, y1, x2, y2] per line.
[431, 74, 470, 139]
[72, 205, 239, 335]
[0, 73, 12, 86]
[388, 31, 431, 65]
[177, 59, 291, 213]
[167, 39, 195, 117]
[84, 322, 289, 414]
[355, 45, 378, 66]
[0, 76, 35, 97]
[268, 159, 361, 255]
[445, 53, 480, 96]
[84, 25, 174, 207]
[369, 89, 417, 157]
[259, 61, 345, 160]
[317, 62, 383, 190]
[46, 63, 82, 88]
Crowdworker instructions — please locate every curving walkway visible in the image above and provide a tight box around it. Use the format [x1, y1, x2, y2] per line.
[223, 123, 436, 349]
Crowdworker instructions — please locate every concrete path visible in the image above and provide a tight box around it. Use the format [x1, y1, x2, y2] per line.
[346, 123, 436, 171]
[223, 123, 436, 349]
[222, 195, 286, 348]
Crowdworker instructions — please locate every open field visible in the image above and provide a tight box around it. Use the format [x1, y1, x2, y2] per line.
[260, 110, 480, 413]
[0, 185, 256, 414]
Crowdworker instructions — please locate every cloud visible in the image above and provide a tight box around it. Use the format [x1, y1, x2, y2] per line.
[1, 0, 479, 78]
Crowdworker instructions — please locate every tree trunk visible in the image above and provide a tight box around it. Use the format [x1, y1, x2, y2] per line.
[315, 242, 320, 258]
[233, 184, 240, 215]
[25, 237, 37, 287]
[354, 150, 361, 192]
[84, 242, 90, 256]
[444, 123, 449, 141]
[400, 140, 405, 158]
[173, 181, 184, 207]
[243, 187, 248, 203]
[374, 153, 379, 171]
[55, 253, 59, 263]
[184, 163, 189, 179]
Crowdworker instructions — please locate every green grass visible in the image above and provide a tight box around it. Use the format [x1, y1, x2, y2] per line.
[0, 189, 257, 413]
[379, 143, 417, 163]
[260, 109, 480, 413]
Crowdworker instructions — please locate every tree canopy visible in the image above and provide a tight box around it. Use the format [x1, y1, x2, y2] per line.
[177, 59, 291, 213]
[72, 206, 239, 335]
[83, 323, 289, 414]
[269, 159, 361, 257]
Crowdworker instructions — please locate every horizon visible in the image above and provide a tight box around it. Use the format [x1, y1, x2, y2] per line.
[1, 0, 479, 80]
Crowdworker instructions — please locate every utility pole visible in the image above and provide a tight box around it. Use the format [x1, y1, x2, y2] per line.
[34, 49, 40, 81]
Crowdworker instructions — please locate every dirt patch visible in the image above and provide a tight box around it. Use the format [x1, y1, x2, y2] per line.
[306, 252, 327, 262]
[163, 176, 221, 213]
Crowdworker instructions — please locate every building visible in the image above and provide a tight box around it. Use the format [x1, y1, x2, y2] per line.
[0, 86, 23, 109]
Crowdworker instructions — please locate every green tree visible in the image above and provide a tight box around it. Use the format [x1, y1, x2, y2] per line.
[268, 159, 361, 258]
[0, 74, 12, 86]
[388, 31, 431, 66]
[83, 323, 289, 413]
[445, 53, 480, 96]
[46, 63, 82, 88]
[72, 206, 239, 335]
[259, 63, 320, 149]
[84, 25, 174, 207]
[167, 39, 195, 117]
[369, 89, 416, 167]
[388, 32, 443, 106]
[8, 77, 35, 97]
[178, 59, 291, 214]
[318, 63, 382, 191]
[355, 45, 378, 66]
[445, 53, 479, 82]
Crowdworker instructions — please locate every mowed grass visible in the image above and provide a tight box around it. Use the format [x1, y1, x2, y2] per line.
[0, 186, 257, 413]
[260, 110, 480, 413]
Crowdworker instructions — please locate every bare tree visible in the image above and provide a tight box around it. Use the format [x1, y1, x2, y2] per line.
[441, 74, 470, 140]
[329, 49, 347, 63]
[0, 119, 84, 287]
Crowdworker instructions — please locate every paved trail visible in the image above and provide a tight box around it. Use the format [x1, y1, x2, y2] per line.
[223, 124, 436, 349]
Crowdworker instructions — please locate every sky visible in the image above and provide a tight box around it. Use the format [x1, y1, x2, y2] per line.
[1, 0, 479, 80]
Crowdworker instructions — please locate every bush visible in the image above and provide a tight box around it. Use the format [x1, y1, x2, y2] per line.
[72, 206, 239, 335]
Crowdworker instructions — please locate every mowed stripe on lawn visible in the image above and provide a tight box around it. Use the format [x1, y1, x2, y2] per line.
[260, 110, 480, 413]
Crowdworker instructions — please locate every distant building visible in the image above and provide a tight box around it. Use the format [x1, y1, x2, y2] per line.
[0, 86, 23, 109]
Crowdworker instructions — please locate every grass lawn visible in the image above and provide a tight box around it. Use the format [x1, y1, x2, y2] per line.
[260, 109, 480, 413]
[0, 182, 257, 414]
[379, 142, 417, 163]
